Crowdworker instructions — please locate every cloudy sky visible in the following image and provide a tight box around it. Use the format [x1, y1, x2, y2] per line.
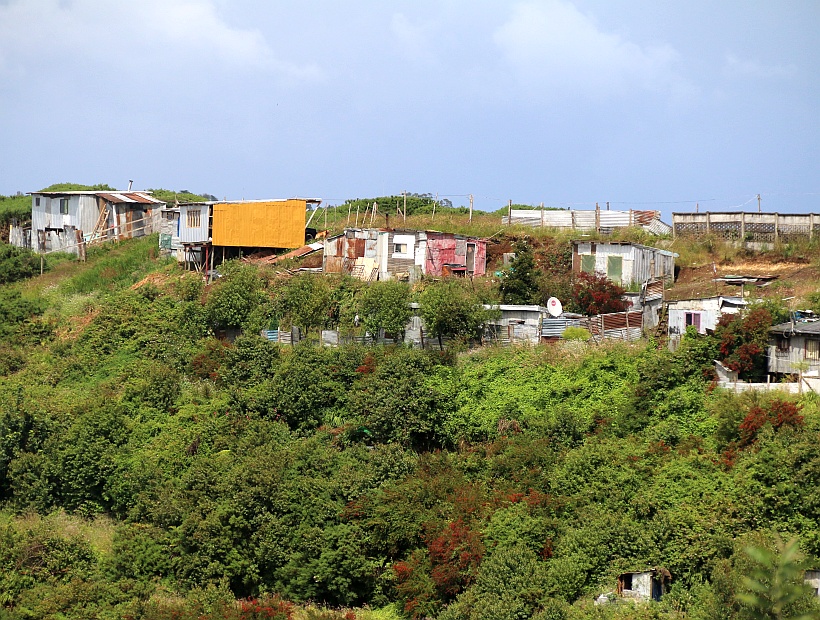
[1, 0, 818, 218]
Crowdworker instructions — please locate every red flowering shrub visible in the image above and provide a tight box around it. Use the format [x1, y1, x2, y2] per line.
[570, 271, 627, 316]
[715, 308, 773, 379]
[427, 519, 485, 597]
[738, 398, 803, 447]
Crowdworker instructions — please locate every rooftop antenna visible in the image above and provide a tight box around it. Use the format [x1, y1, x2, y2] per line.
[127, 179, 133, 191]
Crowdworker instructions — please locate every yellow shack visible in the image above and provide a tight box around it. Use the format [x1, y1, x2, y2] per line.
[211, 198, 319, 249]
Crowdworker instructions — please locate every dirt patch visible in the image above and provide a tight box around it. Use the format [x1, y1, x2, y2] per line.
[671, 260, 820, 303]
[130, 272, 173, 290]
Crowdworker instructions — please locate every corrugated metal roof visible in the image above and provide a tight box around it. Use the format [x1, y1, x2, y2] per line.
[30, 190, 163, 204]
[770, 321, 820, 336]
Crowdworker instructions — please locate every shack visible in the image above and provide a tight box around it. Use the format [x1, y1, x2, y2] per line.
[572, 241, 676, 286]
[483, 305, 547, 344]
[617, 568, 671, 602]
[768, 319, 820, 376]
[323, 228, 487, 281]
[667, 296, 747, 349]
[12, 190, 165, 254]
[212, 198, 320, 252]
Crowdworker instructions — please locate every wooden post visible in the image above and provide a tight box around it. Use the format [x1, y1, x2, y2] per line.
[624, 311, 630, 341]
[540, 202, 545, 227]
[469, 194, 473, 224]
[775, 213, 779, 243]
[595, 202, 600, 233]
[740, 212, 746, 243]
[75, 229, 86, 261]
[508, 199, 512, 224]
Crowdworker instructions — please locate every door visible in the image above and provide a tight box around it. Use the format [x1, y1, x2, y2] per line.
[466, 243, 476, 273]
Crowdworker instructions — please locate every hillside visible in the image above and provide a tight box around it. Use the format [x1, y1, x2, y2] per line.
[0, 232, 819, 619]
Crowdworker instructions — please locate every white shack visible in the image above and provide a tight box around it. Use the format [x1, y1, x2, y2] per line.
[571, 241, 676, 287]
[12, 190, 164, 254]
[667, 296, 747, 348]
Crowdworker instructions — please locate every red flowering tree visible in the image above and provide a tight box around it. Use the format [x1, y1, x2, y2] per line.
[715, 308, 773, 380]
[570, 271, 627, 316]
[739, 398, 803, 447]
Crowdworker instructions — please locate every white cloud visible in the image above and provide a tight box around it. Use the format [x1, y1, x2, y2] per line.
[724, 54, 797, 80]
[0, 0, 321, 80]
[493, 1, 686, 98]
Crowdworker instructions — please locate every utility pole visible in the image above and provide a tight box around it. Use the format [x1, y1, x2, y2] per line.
[469, 194, 473, 223]
[540, 202, 545, 227]
[757, 193, 761, 213]
[508, 199, 512, 225]
[403, 190, 407, 223]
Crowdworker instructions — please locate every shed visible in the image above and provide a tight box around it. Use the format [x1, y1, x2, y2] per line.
[768, 320, 820, 376]
[483, 305, 547, 344]
[617, 568, 671, 602]
[323, 228, 487, 281]
[667, 296, 746, 349]
[13, 190, 165, 254]
[572, 241, 676, 286]
[211, 198, 319, 249]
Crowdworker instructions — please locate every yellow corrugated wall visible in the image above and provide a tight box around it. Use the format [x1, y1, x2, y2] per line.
[211, 200, 307, 248]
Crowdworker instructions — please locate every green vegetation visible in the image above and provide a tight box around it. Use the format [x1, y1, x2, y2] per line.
[2, 227, 820, 619]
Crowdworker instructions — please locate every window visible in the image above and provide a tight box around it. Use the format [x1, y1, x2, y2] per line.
[607, 255, 623, 283]
[622, 574, 633, 590]
[807, 339, 820, 361]
[685, 312, 701, 332]
[776, 336, 790, 355]
[581, 254, 595, 273]
[391, 234, 415, 259]
[35, 197, 40, 207]
[59, 198, 69, 214]
[186, 209, 201, 228]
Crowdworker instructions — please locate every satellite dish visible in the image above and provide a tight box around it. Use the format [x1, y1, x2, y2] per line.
[547, 297, 563, 317]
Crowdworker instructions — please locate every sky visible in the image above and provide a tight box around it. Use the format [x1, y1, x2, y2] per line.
[1, 0, 818, 219]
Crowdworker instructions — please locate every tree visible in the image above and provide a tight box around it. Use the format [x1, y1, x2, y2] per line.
[715, 307, 773, 380]
[277, 273, 333, 338]
[737, 536, 817, 620]
[357, 280, 413, 342]
[418, 281, 495, 349]
[499, 241, 539, 304]
[569, 271, 627, 316]
[205, 261, 264, 331]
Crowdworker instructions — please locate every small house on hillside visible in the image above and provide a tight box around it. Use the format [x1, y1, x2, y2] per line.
[323, 228, 487, 281]
[617, 568, 671, 602]
[12, 190, 165, 254]
[667, 296, 747, 349]
[571, 241, 676, 287]
[768, 320, 820, 376]
[483, 305, 547, 344]
[159, 198, 320, 270]
[623, 279, 666, 330]
[211, 198, 319, 251]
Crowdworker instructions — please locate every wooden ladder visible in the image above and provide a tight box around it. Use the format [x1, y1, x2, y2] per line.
[89, 205, 110, 242]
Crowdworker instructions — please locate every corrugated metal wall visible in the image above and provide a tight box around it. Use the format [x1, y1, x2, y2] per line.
[212, 199, 306, 248]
